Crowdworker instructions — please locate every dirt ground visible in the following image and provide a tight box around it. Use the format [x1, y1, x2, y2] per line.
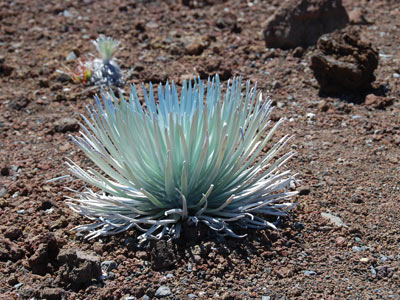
[0, 0, 399, 299]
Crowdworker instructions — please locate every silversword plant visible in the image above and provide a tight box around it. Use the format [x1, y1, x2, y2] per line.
[90, 36, 124, 87]
[67, 76, 297, 240]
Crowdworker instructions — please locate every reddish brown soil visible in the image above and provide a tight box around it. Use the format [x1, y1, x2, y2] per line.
[0, 0, 399, 299]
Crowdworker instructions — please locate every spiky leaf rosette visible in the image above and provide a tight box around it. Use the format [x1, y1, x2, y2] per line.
[92, 36, 120, 63]
[67, 76, 297, 240]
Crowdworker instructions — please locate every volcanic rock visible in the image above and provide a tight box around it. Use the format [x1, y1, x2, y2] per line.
[27, 233, 60, 275]
[263, 0, 349, 49]
[0, 238, 24, 261]
[310, 28, 379, 93]
[53, 117, 79, 133]
[56, 248, 102, 290]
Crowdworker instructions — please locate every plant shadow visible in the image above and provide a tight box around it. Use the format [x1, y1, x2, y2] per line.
[118, 215, 304, 272]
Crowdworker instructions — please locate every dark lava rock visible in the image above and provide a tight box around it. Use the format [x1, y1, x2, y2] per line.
[0, 238, 24, 261]
[263, 0, 349, 49]
[56, 248, 102, 290]
[53, 117, 79, 133]
[4, 225, 22, 240]
[27, 233, 60, 275]
[310, 28, 379, 94]
[101, 260, 118, 272]
[292, 46, 304, 58]
[55, 72, 72, 83]
[8, 95, 30, 110]
[1, 165, 9, 176]
[0, 56, 14, 76]
[298, 186, 311, 195]
[197, 58, 232, 81]
[150, 240, 176, 271]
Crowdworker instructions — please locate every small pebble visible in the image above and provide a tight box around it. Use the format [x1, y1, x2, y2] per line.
[306, 112, 316, 121]
[370, 266, 377, 276]
[155, 286, 172, 298]
[1, 166, 9, 176]
[14, 283, 23, 289]
[335, 236, 346, 247]
[66, 51, 77, 61]
[321, 212, 346, 227]
[360, 258, 369, 263]
[63, 10, 73, 17]
[302, 270, 317, 276]
[0, 187, 7, 198]
[294, 222, 305, 230]
[101, 260, 118, 272]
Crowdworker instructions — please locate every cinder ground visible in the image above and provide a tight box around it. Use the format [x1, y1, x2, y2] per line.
[0, 0, 399, 299]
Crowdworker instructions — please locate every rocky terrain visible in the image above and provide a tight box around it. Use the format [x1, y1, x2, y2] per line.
[0, 0, 399, 299]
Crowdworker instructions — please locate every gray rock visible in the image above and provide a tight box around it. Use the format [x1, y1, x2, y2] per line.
[62, 10, 73, 17]
[352, 246, 367, 252]
[107, 271, 115, 280]
[0, 187, 7, 197]
[303, 270, 317, 276]
[370, 265, 377, 276]
[101, 260, 118, 272]
[155, 286, 172, 298]
[263, 0, 348, 49]
[321, 212, 347, 227]
[14, 282, 23, 289]
[66, 51, 77, 61]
